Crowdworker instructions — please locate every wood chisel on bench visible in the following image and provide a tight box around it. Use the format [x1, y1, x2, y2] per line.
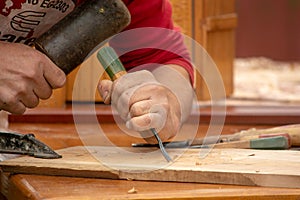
[97, 46, 172, 162]
[133, 135, 290, 150]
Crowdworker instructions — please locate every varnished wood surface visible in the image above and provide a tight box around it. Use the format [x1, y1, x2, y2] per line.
[7, 174, 300, 200]
[8, 104, 300, 125]
[2, 121, 300, 199]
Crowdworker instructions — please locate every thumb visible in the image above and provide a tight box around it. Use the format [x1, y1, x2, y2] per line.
[98, 79, 113, 104]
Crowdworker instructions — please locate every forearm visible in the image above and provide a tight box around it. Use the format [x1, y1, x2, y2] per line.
[152, 64, 194, 124]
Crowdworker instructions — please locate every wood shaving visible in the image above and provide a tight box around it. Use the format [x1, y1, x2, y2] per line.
[195, 161, 202, 166]
[127, 187, 138, 194]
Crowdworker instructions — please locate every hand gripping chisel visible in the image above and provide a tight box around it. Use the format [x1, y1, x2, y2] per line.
[97, 46, 172, 162]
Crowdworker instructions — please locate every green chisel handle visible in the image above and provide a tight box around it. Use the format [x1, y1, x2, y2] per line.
[97, 46, 127, 81]
[97, 46, 172, 162]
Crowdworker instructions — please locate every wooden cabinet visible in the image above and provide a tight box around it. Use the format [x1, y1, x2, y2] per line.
[171, 0, 237, 100]
[39, 0, 237, 107]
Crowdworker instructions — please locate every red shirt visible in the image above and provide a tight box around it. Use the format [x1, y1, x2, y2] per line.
[78, 0, 194, 83]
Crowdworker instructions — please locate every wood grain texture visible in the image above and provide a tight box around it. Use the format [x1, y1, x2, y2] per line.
[3, 123, 300, 199]
[169, 0, 193, 66]
[9, 104, 300, 125]
[6, 174, 300, 200]
[1, 146, 300, 189]
[194, 0, 236, 100]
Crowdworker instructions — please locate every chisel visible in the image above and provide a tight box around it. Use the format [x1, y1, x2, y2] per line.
[97, 46, 172, 162]
[133, 133, 291, 149]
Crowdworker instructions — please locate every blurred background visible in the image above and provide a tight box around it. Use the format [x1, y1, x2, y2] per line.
[234, 0, 300, 103]
[236, 0, 300, 61]
[36, 0, 300, 108]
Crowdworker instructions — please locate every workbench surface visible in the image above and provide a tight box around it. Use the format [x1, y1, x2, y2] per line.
[1, 104, 300, 200]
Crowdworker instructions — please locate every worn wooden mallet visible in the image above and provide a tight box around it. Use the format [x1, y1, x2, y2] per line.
[34, 0, 131, 75]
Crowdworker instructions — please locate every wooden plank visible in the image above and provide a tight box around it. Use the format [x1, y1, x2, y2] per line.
[1, 146, 300, 188]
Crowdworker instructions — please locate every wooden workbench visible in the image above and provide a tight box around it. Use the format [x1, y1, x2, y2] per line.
[1, 104, 300, 199]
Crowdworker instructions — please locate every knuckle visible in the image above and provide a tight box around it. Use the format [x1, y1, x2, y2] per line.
[2, 98, 25, 115]
[156, 85, 166, 93]
[138, 70, 154, 79]
[32, 51, 46, 63]
[4, 95, 17, 106]
[130, 105, 139, 117]
[18, 83, 28, 93]
[24, 65, 40, 80]
[14, 85, 29, 99]
[141, 115, 152, 126]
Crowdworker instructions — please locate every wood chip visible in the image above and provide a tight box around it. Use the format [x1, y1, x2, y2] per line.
[127, 187, 138, 194]
[195, 161, 202, 166]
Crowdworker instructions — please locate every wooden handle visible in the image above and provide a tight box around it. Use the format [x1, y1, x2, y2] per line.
[35, 0, 130, 75]
[212, 136, 289, 150]
[233, 124, 300, 146]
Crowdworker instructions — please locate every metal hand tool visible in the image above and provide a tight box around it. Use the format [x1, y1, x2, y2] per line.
[97, 46, 172, 162]
[0, 131, 61, 159]
[132, 135, 290, 150]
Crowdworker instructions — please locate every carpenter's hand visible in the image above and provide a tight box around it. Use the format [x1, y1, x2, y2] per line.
[0, 42, 66, 114]
[98, 70, 181, 143]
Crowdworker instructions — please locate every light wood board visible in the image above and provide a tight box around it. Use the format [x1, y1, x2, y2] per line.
[1, 146, 300, 188]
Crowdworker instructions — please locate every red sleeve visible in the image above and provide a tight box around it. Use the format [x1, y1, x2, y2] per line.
[75, 0, 85, 5]
[109, 0, 194, 84]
